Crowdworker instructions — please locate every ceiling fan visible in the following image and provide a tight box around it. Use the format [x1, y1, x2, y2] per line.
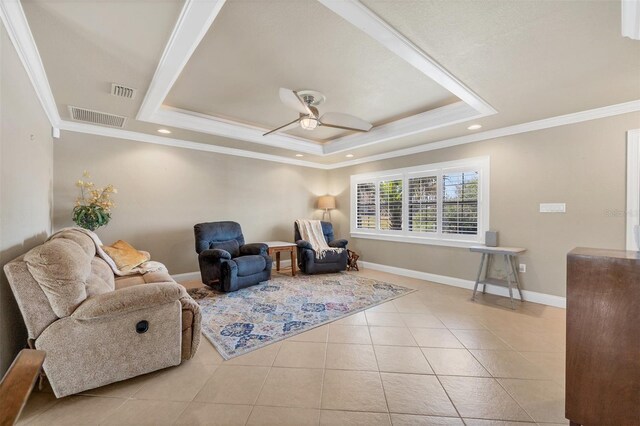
[263, 88, 373, 136]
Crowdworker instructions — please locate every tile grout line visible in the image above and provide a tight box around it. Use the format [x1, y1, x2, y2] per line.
[365, 312, 392, 420]
[317, 332, 330, 422]
[421, 353, 465, 422]
[243, 343, 283, 426]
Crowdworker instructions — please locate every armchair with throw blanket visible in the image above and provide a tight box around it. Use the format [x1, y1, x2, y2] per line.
[294, 220, 348, 274]
[194, 221, 272, 292]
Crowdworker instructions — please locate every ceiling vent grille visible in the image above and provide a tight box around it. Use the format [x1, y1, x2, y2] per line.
[68, 106, 127, 128]
[110, 83, 136, 99]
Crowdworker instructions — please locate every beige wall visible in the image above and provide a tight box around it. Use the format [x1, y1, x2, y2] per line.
[328, 113, 640, 297]
[0, 25, 54, 374]
[53, 132, 328, 274]
[52, 112, 639, 300]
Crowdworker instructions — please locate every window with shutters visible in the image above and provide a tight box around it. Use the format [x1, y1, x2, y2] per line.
[350, 157, 490, 247]
[408, 175, 437, 233]
[379, 179, 403, 231]
[442, 171, 479, 235]
[356, 182, 376, 230]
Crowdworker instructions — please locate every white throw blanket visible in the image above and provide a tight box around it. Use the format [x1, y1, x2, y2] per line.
[296, 219, 344, 259]
[48, 227, 167, 276]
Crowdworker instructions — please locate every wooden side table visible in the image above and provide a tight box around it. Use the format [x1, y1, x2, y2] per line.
[469, 245, 526, 309]
[264, 241, 297, 276]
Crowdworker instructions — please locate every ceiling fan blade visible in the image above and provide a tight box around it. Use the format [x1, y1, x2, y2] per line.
[279, 88, 314, 116]
[263, 117, 301, 136]
[320, 112, 373, 132]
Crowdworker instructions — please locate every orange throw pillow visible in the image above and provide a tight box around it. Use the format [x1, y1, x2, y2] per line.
[101, 240, 150, 272]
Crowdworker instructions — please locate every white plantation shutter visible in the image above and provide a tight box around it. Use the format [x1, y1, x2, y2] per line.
[408, 176, 438, 232]
[379, 179, 403, 231]
[351, 158, 488, 245]
[356, 182, 376, 229]
[442, 171, 479, 235]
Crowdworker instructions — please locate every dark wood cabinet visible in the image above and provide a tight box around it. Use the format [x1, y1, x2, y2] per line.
[566, 248, 640, 426]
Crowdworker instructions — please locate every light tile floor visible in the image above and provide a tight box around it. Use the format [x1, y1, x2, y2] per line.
[18, 269, 567, 426]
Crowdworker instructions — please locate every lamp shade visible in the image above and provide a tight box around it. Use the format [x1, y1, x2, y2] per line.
[318, 195, 336, 210]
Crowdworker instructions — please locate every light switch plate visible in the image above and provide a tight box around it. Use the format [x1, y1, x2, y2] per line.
[540, 203, 566, 213]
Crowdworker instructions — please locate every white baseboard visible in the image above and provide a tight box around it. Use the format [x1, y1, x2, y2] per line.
[172, 271, 202, 283]
[360, 261, 566, 309]
[171, 261, 567, 309]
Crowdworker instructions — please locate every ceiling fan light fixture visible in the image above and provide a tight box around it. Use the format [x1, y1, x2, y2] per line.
[299, 116, 319, 130]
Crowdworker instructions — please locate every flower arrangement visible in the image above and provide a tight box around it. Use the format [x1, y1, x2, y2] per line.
[72, 171, 117, 231]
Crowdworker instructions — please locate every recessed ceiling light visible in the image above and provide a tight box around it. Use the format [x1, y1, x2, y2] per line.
[467, 124, 482, 130]
[157, 129, 171, 134]
[345, 154, 354, 158]
[295, 154, 304, 157]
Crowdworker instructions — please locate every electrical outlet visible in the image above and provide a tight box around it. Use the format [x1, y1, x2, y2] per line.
[519, 264, 526, 273]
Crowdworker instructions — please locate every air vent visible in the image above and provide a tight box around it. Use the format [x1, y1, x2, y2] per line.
[110, 83, 136, 99]
[68, 106, 127, 128]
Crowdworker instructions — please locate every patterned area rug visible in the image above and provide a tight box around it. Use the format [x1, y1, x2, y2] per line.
[188, 273, 415, 359]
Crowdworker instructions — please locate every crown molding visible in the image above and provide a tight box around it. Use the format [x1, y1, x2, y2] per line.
[4, 0, 639, 171]
[137, 0, 227, 121]
[317, 0, 496, 116]
[57, 120, 330, 169]
[152, 106, 324, 155]
[0, 0, 60, 127]
[54, 100, 640, 171]
[326, 99, 640, 169]
[622, 0, 640, 40]
[135, 0, 496, 154]
[324, 101, 483, 154]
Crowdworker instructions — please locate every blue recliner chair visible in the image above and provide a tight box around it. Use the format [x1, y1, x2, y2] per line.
[194, 221, 272, 292]
[294, 221, 348, 274]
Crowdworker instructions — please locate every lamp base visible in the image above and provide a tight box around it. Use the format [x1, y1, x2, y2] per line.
[322, 209, 332, 222]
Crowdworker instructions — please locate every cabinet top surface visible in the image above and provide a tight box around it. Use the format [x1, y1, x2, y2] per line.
[569, 247, 640, 260]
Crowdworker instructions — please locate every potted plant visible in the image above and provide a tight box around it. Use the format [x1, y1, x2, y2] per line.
[72, 171, 117, 231]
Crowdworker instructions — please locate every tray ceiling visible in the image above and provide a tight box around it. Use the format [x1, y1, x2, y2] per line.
[165, 0, 458, 142]
[6, 0, 640, 168]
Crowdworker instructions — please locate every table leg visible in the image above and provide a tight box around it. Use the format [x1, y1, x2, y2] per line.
[276, 251, 281, 271]
[510, 256, 524, 302]
[472, 253, 486, 301]
[483, 254, 492, 294]
[291, 248, 297, 277]
[503, 254, 515, 309]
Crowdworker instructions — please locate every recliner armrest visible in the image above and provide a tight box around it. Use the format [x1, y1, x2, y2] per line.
[240, 243, 268, 256]
[199, 248, 232, 262]
[296, 240, 313, 250]
[328, 239, 348, 249]
[72, 282, 184, 320]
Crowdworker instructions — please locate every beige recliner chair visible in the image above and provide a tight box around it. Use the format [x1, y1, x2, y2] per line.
[3, 229, 201, 398]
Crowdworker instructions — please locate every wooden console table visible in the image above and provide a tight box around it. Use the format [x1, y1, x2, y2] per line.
[264, 241, 297, 276]
[470, 245, 526, 309]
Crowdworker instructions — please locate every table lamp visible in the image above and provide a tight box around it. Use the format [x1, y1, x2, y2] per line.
[318, 195, 336, 222]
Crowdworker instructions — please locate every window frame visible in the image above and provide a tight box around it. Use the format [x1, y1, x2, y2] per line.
[350, 156, 490, 248]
